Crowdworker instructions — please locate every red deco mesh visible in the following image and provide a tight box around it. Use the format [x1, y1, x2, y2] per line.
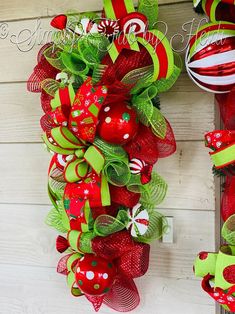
[92, 231, 135, 260]
[103, 276, 140, 312]
[221, 176, 235, 222]
[57, 254, 71, 275]
[117, 242, 150, 278]
[124, 121, 176, 165]
[155, 119, 176, 158]
[41, 90, 53, 113]
[92, 231, 149, 312]
[40, 114, 57, 132]
[86, 295, 104, 312]
[91, 204, 120, 220]
[27, 43, 59, 93]
[124, 124, 159, 164]
[100, 45, 153, 86]
[109, 185, 140, 208]
[92, 231, 150, 277]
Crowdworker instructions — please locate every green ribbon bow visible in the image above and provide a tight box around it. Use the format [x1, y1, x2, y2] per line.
[43, 126, 105, 183]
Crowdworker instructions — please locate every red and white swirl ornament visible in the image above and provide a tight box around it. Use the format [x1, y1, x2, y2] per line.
[98, 19, 120, 37]
[127, 204, 149, 238]
[185, 22, 235, 94]
[120, 12, 147, 35]
[129, 158, 153, 184]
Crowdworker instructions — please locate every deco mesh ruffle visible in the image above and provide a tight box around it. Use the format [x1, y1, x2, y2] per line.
[28, 0, 182, 311]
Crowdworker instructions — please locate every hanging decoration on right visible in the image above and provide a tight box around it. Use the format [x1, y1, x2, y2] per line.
[186, 1, 235, 312]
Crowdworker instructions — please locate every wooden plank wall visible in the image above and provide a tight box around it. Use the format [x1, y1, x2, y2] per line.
[0, 1, 217, 313]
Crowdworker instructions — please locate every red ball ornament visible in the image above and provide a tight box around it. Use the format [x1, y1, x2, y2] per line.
[97, 103, 139, 145]
[75, 254, 116, 296]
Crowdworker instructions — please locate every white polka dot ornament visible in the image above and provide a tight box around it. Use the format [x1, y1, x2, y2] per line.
[75, 254, 116, 296]
[97, 102, 139, 145]
[127, 204, 149, 238]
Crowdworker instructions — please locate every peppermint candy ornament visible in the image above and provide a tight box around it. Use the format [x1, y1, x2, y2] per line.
[127, 204, 149, 238]
[129, 158, 153, 184]
[129, 158, 146, 175]
[119, 12, 147, 35]
[185, 22, 235, 93]
[98, 19, 120, 37]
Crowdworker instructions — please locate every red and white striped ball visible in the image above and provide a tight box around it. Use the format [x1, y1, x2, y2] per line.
[185, 22, 235, 94]
[201, 0, 235, 23]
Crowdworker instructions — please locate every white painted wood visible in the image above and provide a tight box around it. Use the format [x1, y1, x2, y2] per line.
[0, 76, 214, 143]
[0, 0, 191, 21]
[0, 142, 215, 210]
[0, 264, 215, 314]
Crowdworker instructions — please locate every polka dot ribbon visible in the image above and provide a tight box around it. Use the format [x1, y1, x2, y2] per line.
[194, 246, 235, 312]
[202, 274, 235, 311]
[205, 130, 235, 169]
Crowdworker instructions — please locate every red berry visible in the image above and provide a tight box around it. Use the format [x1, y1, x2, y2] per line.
[51, 15, 67, 30]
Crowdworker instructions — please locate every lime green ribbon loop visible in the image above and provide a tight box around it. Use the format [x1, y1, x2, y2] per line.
[94, 210, 130, 237]
[94, 137, 132, 186]
[93, 207, 168, 243]
[64, 146, 105, 183]
[43, 126, 86, 155]
[66, 253, 83, 296]
[68, 230, 94, 253]
[140, 172, 168, 210]
[43, 127, 105, 183]
[210, 144, 235, 169]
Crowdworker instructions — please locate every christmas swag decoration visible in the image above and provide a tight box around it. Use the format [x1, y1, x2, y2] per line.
[187, 1, 235, 312]
[28, 0, 181, 312]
